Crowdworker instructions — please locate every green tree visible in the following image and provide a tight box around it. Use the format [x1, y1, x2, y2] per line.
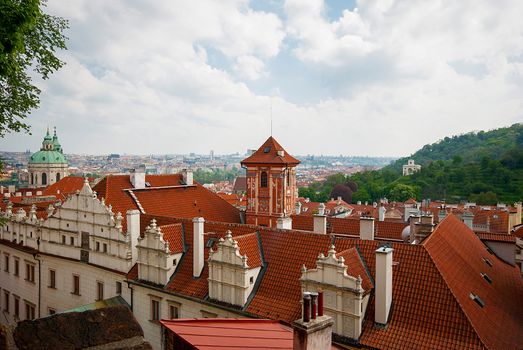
[388, 184, 418, 202]
[0, 0, 68, 136]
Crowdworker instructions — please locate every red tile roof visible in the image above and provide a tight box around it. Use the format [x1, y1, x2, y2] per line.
[235, 232, 263, 268]
[336, 247, 373, 292]
[126, 214, 523, 349]
[233, 176, 247, 192]
[424, 214, 523, 349]
[42, 176, 87, 200]
[375, 221, 408, 240]
[160, 223, 185, 254]
[161, 318, 293, 350]
[241, 137, 300, 165]
[475, 232, 516, 243]
[513, 224, 523, 239]
[92, 174, 240, 232]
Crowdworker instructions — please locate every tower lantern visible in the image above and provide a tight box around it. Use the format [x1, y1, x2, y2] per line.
[241, 137, 300, 227]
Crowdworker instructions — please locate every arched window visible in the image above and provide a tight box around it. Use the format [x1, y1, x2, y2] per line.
[35, 174, 38, 185]
[31, 173, 34, 185]
[56, 173, 61, 182]
[42, 172, 47, 185]
[260, 171, 268, 188]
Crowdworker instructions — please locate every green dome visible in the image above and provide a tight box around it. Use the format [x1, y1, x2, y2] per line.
[29, 150, 68, 164]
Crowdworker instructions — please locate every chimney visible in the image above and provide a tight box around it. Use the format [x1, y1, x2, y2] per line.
[295, 201, 302, 215]
[378, 205, 386, 221]
[313, 203, 327, 234]
[409, 214, 420, 243]
[193, 217, 205, 277]
[130, 165, 146, 189]
[462, 211, 474, 229]
[126, 210, 141, 264]
[515, 202, 522, 225]
[277, 217, 292, 230]
[414, 214, 434, 242]
[182, 169, 193, 186]
[375, 245, 393, 325]
[438, 209, 446, 222]
[292, 292, 333, 350]
[359, 216, 375, 240]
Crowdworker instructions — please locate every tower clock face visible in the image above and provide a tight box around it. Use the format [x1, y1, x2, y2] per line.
[259, 199, 269, 212]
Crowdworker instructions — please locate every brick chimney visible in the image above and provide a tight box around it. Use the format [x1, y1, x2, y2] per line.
[414, 214, 434, 242]
[359, 216, 375, 240]
[130, 165, 146, 189]
[375, 245, 393, 325]
[193, 217, 205, 277]
[462, 211, 474, 229]
[292, 291, 333, 350]
[313, 203, 327, 234]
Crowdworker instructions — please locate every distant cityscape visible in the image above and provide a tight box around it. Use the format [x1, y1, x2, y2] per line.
[0, 149, 396, 190]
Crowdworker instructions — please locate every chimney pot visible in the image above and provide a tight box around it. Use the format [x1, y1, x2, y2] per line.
[310, 292, 318, 319]
[303, 292, 311, 323]
[317, 290, 324, 316]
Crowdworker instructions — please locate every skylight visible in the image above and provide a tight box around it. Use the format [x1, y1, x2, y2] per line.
[483, 257, 493, 267]
[469, 293, 485, 308]
[263, 146, 271, 153]
[481, 272, 492, 284]
[205, 238, 217, 248]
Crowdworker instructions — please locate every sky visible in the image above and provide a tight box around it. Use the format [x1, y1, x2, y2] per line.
[1, 0, 523, 157]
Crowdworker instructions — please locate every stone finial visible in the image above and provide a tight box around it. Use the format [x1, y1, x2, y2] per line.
[47, 204, 54, 217]
[301, 264, 307, 273]
[150, 218, 157, 230]
[115, 212, 123, 229]
[6, 201, 13, 216]
[29, 204, 37, 221]
[327, 244, 336, 257]
[225, 230, 233, 239]
[84, 177, 89, 185]
[338, 256, 345, 267]
[16, 208, 26, 221]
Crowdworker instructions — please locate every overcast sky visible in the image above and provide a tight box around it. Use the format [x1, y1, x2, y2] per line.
[1, 0, 522, 156]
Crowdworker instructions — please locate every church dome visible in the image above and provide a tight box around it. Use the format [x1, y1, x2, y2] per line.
[29, 150, 67, 164]
[28, 127, 68, 165]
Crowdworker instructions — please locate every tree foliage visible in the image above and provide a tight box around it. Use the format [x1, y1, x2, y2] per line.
[0, 0, 68, 136]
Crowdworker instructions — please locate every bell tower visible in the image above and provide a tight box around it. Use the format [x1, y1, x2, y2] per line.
[241, 137, 300, 227]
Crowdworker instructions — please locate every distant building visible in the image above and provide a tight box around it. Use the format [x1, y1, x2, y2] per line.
[402, 159, 421, 176]
[27, 128, 69, 188]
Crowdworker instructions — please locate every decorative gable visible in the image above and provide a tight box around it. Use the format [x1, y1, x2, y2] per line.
[300, 245, 371, 341]
[136, 219, 181, 285]
[208, 231, 262, 307]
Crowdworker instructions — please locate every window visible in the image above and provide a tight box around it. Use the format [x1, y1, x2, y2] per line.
[116, 281, 122, 295]
[260, 171, 268, 188]
[14, 296, 19, 319]
[169, 304, 179, 319]
[469, 293, 485, 308]
[96, 282, 104, 301]
[70, 237, 74, 246]
[42, 172, 47, 186]
[3, 291, 9, 313]
[26, 263, 35, 283]
[14, 258, 19, 277]
[4, 254, 9, 272]
[72, 275, 80, 295]
[172, 259, 177, 266]
[96, 242, 100, 251]
[62, 235, 66, 245]
[481, 272, 493, 284]
[25, 302, 35, 320]
[249, 276, 254, 284]
[263, 146, 271, 153]
[151, 299, 160, 321]
[49, 270, 56, 289]
[48, 308, 56, 315]
[103, 243, 107, 253]
[56, 173, 60, 182]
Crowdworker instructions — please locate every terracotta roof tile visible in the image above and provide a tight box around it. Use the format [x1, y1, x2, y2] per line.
[160, 223, 185, 254]
[241, 137, 300, 165]
[424, 214, 523, 349]
[42, 176, 87, 200]
[475, 232, 516, 243]
[235, 233, 263, 268]
[336, 247, 373, 292]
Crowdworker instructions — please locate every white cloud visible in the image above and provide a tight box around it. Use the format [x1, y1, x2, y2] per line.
[1, 0, 522, 157]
